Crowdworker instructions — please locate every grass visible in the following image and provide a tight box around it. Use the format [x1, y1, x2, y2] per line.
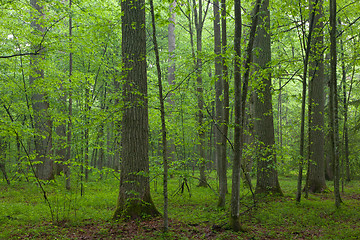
[1, 171, 360, 239]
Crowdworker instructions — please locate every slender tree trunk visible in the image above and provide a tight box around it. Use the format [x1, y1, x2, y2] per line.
[220, 0, 229, 198]
[0, 138, 10, 185]
[213, 0, 226, 207]
[30, 0, 54, 181]
[231, 0, 243, 230]
[231, 0, 261, 231]
[64, 0, 73, 191]
[339, 25, 350, 182]
[84, 85, 90, 181]
[253, 0, 282, 196]
[329, 0, 342, 208]
[295, 0, 318, 202]
[150, 0, 169, 231]
[113, 0, 159, 220]
[167, 1, 176, 172]
[193, 0, 208, 187]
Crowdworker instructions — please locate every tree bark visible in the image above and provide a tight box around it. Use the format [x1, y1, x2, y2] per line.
[113, 0, 159, 220]
[306, 0, 327, 193]
[253, 0, 282, 196]
[220, 0, 230, 200]
[30, 0, 54, 181]
[167, 0, 177, 172]
[193, 0, 208, 187]
[0, 138, 10, 185]
[213, 0, 226, 207]
[329, 0, 342, 208]
[150, 0, 169, 231]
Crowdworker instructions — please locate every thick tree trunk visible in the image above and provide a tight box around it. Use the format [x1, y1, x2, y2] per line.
[306, 0, 327, 193]
[30, 0, 53, 181]
[113, 0, 159, 220]
[253, 0, 282, 196]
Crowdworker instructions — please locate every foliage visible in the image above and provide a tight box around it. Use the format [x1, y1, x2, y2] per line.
[1, 175, 360, 239]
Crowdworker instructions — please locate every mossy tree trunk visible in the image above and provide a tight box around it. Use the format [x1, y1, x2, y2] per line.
[113, 0, 159, 220]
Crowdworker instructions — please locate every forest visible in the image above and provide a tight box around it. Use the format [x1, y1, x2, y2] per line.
[1, 0, 360, 239]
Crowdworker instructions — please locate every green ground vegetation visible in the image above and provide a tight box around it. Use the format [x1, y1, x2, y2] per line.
[1, 171, 360, 239]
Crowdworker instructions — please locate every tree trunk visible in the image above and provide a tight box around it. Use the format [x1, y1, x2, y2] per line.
[339, 25, 350, 182]
[113, 0, 159, 220]
[167, 1, 177, 172]
[0, 138, 10, 185]
[306, 0, 327, 193]
[295, 0, 318, 202]
[150, 0, 169, 230]
[329, 0, 342, 208]
[213, 0, 226, 207]
[65, 0, 73, 191]
[231, 0, 243, 231]
[193, 0, 208, 187]
[30, 0, 54, 181]
[220, 0, 230, 200]
[253, 0, 282, 196]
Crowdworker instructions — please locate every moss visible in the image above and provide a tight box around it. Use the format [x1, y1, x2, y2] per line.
[229, 215, 245, 232]
[113, 197, 160, 221]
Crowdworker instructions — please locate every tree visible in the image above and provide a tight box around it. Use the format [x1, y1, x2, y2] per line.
[30, 0, 54, 181]
[0, 137, 10, 185]
[253, 0, 282, 196]
[193, 0, 209, 187]
[306, 0, 327, 193]
[213, 0, 227, 207]
[150, 0, 169, 231]
[329, 0, 342, 208]
[113, 0, 159, 220]
[231, 0, 261, 231]
[231, 0, 243, 231]
[167, 1, 177, 169]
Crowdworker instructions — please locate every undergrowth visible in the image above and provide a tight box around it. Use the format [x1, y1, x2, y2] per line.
[1, 171, 360, 239]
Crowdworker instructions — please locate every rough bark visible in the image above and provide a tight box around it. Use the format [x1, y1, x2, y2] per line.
[306, 0, 327, 193]
[30, 0, 54, 181]
[113, 0, 159, 220]
[253, 0, 282, 196]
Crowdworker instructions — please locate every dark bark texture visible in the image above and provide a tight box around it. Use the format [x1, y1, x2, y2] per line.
[30, 0, 54, 181]
[306, 0, 327, 193]
[113, 0, 159, 220]
[253, 0, 282, 196]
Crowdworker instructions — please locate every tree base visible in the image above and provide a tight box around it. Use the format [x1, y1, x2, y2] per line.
[230, 215, 244, 232]
[303, 184, 329, 194]
[113, 198, 160, 221]
[255, 186, 283, 197]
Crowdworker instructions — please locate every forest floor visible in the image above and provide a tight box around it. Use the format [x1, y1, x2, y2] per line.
[1, 172, 360, 239]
